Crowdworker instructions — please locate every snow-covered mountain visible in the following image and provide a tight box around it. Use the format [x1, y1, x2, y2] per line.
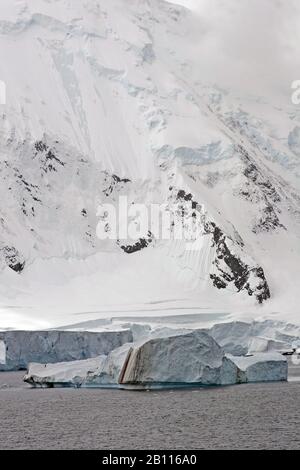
[0, 0, 299, 329]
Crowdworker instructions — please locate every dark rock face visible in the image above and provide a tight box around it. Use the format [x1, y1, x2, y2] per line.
[254, 267, 271, 304]
[176, 190, 193, 202]
[176, 189, 198, 209]
[3, 161, 42, 219]
[112, 175, 131, 184]
[171, 185, 270, 304]
[243, 162, 281, 204]
[174, 188, 200, 225]
[34, 140, 65, 173]
[118, 232, 153, 254]
[237, 145, 286, 233]
[103, 173, 131, 197]
[0, 137, 136, 272]
[208, 223, 270, 304]
[253, 204, 285, 234]
[0, 134, 272, 306]
[210, 274, 227, 290]
[0, 247, 25, 273]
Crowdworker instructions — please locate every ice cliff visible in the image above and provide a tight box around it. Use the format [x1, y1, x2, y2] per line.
[24, 329, 288, 389]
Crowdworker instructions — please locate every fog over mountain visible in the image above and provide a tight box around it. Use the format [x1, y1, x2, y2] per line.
[172, 0, 300, 100]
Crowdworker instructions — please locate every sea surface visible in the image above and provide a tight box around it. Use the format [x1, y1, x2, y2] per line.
[0, 362, 299, 450]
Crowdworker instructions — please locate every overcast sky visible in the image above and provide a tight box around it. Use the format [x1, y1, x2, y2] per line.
[170, 0, 300, 102]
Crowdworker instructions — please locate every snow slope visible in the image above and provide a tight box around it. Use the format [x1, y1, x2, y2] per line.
[0, 0, 299, 329]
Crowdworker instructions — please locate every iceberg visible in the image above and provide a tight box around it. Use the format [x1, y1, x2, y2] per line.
[24, 356, 106, 388]
[24, 344, 134, 388]
[24, 330, 240, 389]
[120, 330, 238, 388]
[83, 343, 133, 387]
[0, 340, 5, 365]
[23, 330, 288, 389]
[0, 329, 133, 371]
[229, 353, 288, 383]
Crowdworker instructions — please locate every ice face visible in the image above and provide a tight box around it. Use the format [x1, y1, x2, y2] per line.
[24, 330, 239, 388]
[0, 329, 133, 371]
[0, 341, 6, 365]
[23, 329, 289, 389]
[229, 353, 288, 383]
[24, 356, 106, 388]
[120, 330, 237, 387]
[209, 320, 300, 356]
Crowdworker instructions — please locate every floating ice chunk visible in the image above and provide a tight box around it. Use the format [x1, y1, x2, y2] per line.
[0, 340, 6, 365]
[22, 331, 288, 389]
[23, 331, 239, 388]
[83, 343, 133, 387]
[120, 330, 238, 388]
[24, 356, 106, 388]
[229, 353, 288, 383]
[25, 343, 134, 388]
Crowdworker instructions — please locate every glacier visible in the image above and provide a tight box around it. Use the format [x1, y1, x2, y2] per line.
[1, 317, 299, 372]
[209, 320, 300, 356]
[24, 330, 288, 389]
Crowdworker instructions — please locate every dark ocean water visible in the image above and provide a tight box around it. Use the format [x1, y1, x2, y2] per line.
[0, 364, 299, 450]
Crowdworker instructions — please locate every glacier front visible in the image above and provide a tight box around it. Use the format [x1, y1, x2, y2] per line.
[0, 329, 132, 371]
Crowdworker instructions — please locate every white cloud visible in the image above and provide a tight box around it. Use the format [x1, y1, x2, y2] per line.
[170, 0, 300, 101]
